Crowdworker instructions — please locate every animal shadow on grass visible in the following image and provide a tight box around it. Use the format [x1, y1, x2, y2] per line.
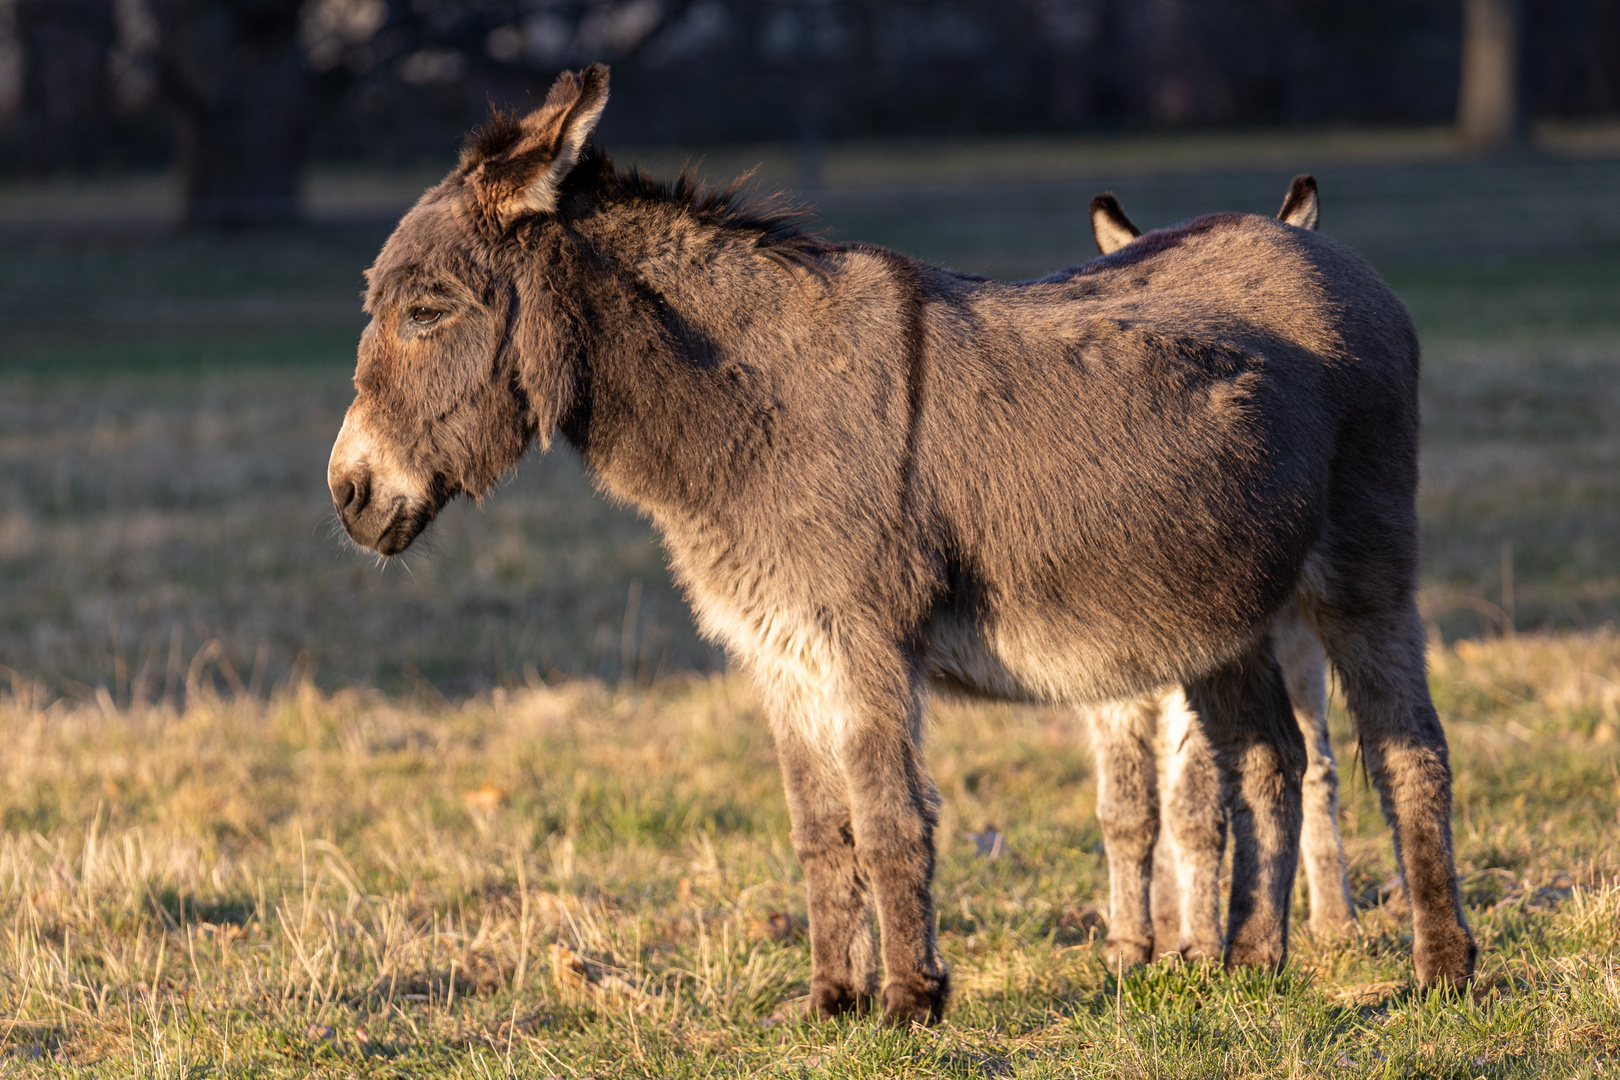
[146, 889, 260, 934]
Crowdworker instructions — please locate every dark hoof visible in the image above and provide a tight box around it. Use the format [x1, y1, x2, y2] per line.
[881, 971, 950, 1026]
[1415, 925, 1477, 991]
[808, 981, 875, 1020]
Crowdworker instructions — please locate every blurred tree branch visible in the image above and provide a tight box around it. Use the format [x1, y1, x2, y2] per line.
[16, 0, 1620, 223]
[143, 0, 691, 226]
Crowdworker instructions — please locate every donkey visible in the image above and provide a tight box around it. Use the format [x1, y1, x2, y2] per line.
[1081, 176, 1356, 967]
[1088, 174, 1320, 258]
[327, 65, 1474, 1024]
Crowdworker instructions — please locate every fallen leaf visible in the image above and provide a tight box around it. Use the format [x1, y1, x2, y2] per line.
[463, 781, 507, 818]
[549, 943, 592, 994]
[748, 910, 805, 944]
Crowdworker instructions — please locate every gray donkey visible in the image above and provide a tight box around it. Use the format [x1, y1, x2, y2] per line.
[1082, 177, 1357, 968]
[327, 66, 1474, 1024]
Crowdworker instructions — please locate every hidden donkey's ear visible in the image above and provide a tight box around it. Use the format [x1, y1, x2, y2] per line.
[1277, 174, 1319, 230]
[1089, 193, 1141, 255]
[463, 64, 611, 229]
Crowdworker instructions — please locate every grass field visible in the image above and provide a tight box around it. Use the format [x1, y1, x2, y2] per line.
[2, 129, 1619, 1075]
[1, 637, 1617, 1076]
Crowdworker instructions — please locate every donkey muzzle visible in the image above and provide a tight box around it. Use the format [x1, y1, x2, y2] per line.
[329, 467, 431, 555]
[328, 410, 436, 555]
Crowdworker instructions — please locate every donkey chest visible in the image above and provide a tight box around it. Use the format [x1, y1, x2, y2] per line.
[661, 522, 856, 688]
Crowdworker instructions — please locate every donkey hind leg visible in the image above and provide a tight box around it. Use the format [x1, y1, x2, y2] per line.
[1272, 607, 1356, 936]
[1087, 695, 1161, 969]
[1156, 688, 1226, 961]
[1313, 603, 1475, 988]
[772, 721, 880, 1018]
[1184, 643, 1306, 971]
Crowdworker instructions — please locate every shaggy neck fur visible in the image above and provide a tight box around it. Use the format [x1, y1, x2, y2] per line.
[528, 153, 867, 510]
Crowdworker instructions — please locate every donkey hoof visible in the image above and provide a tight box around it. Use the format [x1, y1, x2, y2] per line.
[808, 981, 875, 1020]
[881, 973, 950, 1026]
[1414, 926, 1477, 991]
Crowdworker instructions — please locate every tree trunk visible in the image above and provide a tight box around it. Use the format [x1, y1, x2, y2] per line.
[149, 0, 314, 226]
[16, 0, 117, 173]
[1458, 0, 1524, 151]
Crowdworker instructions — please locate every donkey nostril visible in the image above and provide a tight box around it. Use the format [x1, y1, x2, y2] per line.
[334, 469, 371, 519]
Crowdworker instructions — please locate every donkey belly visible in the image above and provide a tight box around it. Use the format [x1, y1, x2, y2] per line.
[923, 601, 1241, 706]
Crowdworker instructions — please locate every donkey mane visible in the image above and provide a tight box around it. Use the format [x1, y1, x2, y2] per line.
[461, 110, 829, 266]
[582, 149, 822, 252]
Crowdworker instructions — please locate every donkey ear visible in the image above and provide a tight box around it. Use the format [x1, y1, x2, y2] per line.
[467, 64, 611, 228]
[1277, 174, 1319, 230]
[1089, 193, 1140, 255]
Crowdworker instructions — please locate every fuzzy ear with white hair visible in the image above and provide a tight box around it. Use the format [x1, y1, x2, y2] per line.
[1089, 192, 1141, 255]
[1277, 174, 1319, 230]
[463, 64, 610, 229]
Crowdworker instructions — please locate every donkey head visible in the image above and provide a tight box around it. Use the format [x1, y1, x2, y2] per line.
[328, 65, 609, 555]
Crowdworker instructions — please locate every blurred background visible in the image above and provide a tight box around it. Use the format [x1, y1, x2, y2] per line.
[0, 0, 1617, 701]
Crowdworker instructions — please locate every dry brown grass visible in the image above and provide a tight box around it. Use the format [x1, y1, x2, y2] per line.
[1, 635, 1617, 1076]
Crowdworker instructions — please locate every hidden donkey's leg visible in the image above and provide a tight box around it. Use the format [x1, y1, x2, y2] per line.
[1184, 642, 1306, 971]
[1155, 689, 1226, 961]
[1087, 695, 1162, 968]
[1149, 815, 1183, 960]
[1272, 607, 1356, 935]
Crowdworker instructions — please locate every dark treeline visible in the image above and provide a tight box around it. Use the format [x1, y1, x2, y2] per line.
[3, 0, 1614, 222]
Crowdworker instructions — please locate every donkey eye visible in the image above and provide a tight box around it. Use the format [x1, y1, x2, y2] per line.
[409, 306, 442, 325]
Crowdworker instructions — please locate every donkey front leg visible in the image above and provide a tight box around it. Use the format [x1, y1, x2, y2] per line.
[1148, 821, 1183, 961]
[836, 665, 950, 1024]
[764, 643, 946, 1024]
[1184, 645, 1306, 971]
[773, 723, 881, 1018]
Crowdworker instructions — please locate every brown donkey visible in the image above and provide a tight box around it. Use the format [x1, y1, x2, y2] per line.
[328, 66, 1474, 1023]
[1082, 176, 1356, 968]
